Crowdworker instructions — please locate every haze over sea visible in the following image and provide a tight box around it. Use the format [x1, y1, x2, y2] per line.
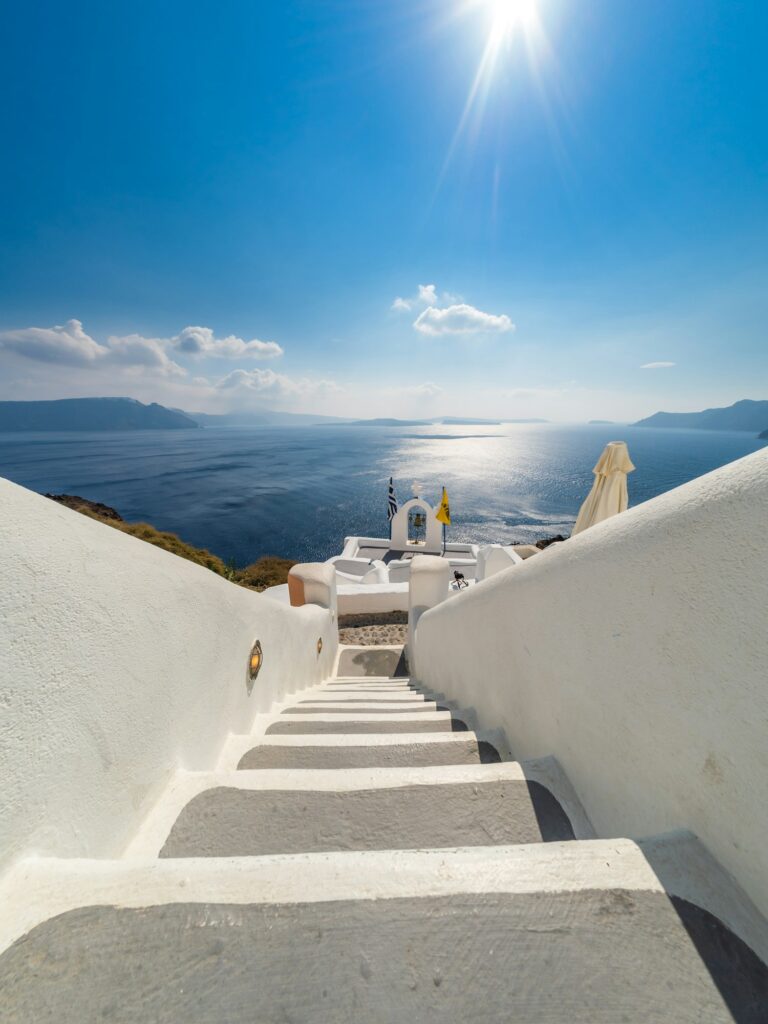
[0, 425, 764, 566]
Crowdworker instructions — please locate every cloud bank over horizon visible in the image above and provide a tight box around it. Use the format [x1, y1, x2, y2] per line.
[0, 311, 757, 423]
[0, 319, 185, 376]
[0, 318, 340, 413]
[0, 319, 283, 375]
[172, 326, 283, 359]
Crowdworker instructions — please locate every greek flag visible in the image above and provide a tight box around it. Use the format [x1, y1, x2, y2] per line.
[387, 477, 398, 521]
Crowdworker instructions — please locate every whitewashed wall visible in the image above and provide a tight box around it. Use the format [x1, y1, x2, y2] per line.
[0, 479, 337, 873]
[414, 448, 768, 917]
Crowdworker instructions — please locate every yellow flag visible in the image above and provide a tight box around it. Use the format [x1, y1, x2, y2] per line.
[436, 486, 451, 526]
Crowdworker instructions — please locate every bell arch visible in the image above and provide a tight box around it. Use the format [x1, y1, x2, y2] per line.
[390, 497, 443, 553]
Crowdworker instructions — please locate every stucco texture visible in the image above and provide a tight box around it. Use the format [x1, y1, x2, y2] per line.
[0, 478, 337, 871]
[414, 449, 768, 919]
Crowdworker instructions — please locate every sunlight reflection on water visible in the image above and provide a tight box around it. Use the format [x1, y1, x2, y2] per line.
[0, 423, 764, 563]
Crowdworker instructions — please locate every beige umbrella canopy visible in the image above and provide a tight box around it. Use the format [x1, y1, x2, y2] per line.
[572, 441, 635, 536]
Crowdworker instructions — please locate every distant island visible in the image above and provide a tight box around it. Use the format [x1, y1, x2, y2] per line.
[322, 416, 548, 427]
[0, 399, 350, 432]
[589, 420, 615, 425]
[327, 418, 431, 427]
[634, 399, 768, 436]
[0, 397, 198, 432]
[0, 399, 556, 432]
[187, 410, 348, 427]
[439, 417, 502, 425]
[759, 429, 768, 440]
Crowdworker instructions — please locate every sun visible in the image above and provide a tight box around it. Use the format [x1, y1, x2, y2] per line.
[488, 0, 539, 40]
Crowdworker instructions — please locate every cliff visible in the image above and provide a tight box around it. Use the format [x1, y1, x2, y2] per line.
[634, 399, 768, 433]
[0, 398, 199, 431]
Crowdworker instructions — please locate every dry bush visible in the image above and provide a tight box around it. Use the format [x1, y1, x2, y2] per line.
[48, 493, 297, 589]
[236, 556, 297, 591]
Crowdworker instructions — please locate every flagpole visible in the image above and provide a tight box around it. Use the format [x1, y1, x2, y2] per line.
[388, 477, 398, 542]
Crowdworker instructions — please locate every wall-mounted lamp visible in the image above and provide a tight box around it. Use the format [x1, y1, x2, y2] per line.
[248, 640, 263, 688]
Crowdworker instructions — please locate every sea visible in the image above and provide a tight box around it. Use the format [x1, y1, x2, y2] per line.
[0, 424, 764, 566]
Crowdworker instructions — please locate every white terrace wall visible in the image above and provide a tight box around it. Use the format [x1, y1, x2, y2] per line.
[413, 448, 768, 918]
[0, 478, 337, 874]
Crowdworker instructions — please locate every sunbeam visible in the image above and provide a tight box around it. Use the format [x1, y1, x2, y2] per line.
[435, 0, 551, 195]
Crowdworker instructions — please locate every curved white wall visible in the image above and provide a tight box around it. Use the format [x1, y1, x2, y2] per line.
[0, 479, 337, 873]
[414, 449, 768, 917]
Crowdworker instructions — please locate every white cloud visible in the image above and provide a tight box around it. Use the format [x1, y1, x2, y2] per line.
[0, 319, 185, 376]
[391, 285, 512, 337]
[0, 319, 107, 366]
[640, 361, 676, 369]
[413, 303, 515, 337]
[172, 326, 283, 359]
[215, 368, 341, 400]
[0, 318, 284, 381]
[105, 333, 186, 375]
[392, 283, 457, 312]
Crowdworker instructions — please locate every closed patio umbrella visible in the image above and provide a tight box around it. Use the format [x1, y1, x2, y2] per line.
[572, 441, 635, 535]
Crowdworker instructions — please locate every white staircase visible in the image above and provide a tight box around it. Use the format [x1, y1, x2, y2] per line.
[2, 646, 768, 1021]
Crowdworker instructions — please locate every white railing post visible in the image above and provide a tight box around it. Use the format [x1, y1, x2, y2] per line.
[408, 555, 451, 679]
[287, 562, 338, 618]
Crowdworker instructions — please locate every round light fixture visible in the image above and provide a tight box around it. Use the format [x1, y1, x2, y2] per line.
[249, 640, 263, 681]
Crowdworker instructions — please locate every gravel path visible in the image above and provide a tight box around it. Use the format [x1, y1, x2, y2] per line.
[338, 613, 408, 646]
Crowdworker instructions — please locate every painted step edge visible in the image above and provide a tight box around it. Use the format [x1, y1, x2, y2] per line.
[0, 840, 663, 958]
[294, 697, 428, 704]
[5, 833, 768, 969]
[280, 703, 439, 713]
[258, 711, 455, 725]
[125, 762, 534, 858]
[126, 756, 593, 860]
[218, 730, 487, 767]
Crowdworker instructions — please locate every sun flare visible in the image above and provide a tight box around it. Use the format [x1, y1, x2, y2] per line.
[488, 0, 539, 41]
[436, 0, 551, 195]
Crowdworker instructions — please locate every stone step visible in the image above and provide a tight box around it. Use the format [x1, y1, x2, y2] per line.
[325, 684, 421, 692]
[157, 765, 576, 858]
[280, 702, 439, 714]
[296, 694, 428, 703]
[265, 710, 468, 735]
[313, 684, 421, 692]
[129, 763, 551, 857]
[4, 837, 767, 1022]
[320, 688, 418, 695]
[331, 675, 412, 682]
[233, 732, 501, 770]
[331, 674, 412, 680]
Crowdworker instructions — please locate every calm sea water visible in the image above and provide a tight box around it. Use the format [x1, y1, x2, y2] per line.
[0, 424, 764, 565]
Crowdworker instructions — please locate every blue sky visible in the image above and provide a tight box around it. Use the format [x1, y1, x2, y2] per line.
[0, 0, 766, 420]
